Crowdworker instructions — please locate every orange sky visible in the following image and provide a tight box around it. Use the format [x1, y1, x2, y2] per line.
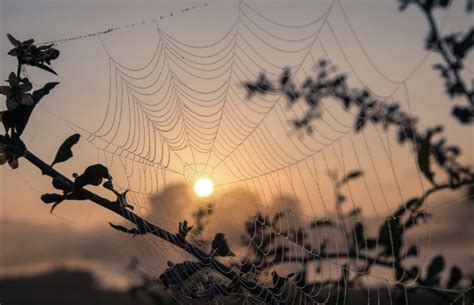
[1, 0, 473, 287]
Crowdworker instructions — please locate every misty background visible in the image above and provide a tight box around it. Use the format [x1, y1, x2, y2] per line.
[0, 0, 473, 303]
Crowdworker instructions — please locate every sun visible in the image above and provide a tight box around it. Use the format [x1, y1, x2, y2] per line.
[194, 177, 214, 198]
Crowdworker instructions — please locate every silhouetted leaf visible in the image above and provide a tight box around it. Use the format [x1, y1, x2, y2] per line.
[41, 193, 63, 203]
[405, 211, 432, 229]
[406, 245, 418, 257]
[355, 109, 367, 131]
[467, 0, 474, 11]
[73, 164, 111, 190]
[309, 219, 333, 229]
[366, 238, 377, 249]
[279, 67, 290, 87]
[29, 62, 57, 75]
[159, 261, 205, 289]
[240, 261, 253, 274]
[52, 176, 72, 192]
[41, 193, 65, 213]
[452, 106, 473, 124]
[272, 245, 289, 260]
[51, 134, 80, 167]
[347, 208, 361, 217]
[6, 33, 21, 47]
[109, 222, 143, 237]
[395, 265, 405, 281]
[417, 135, 435, 183]
[405, 198, 422, 211]
[7, 35, 59, 74]
[426, 255, 445, 285]
[103, 180, 114, 190]
[435, 0, 451, 8]
[211, 233, 235, 257]
[339, 170, 363, 185]
[272, 210, 286, 224]
[1, 82, 59, 136]
[31, 82, 60, 103]
[378, 218, 403, 258]
[243, 73, 272, 98]
[0, 134, 26, 169]
[398, 0, 411, 11]
[178, 220, 193, 239]
[271, 271, 287, 292]
[353, 222, 365, 249]
[451, 29, 474, 59]
[447, 266, 463, 289]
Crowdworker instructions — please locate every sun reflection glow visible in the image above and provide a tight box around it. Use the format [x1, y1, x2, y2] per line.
[194, 177, 214, 197]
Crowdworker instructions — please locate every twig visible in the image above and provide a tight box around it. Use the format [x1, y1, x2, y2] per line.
[23, 150, 283, 305]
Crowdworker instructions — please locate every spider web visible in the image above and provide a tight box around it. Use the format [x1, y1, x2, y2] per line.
[31, 0, 472, 304]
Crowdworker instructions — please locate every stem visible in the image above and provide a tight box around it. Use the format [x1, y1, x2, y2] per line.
[16, 60, 22, 81]
[23, 150, 282, 304]
[418, 3, 473, 106]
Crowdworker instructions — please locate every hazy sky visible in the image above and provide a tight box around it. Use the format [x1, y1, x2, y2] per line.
[1, 0, 472, 288]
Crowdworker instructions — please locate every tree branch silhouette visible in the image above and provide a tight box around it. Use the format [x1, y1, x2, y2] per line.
[2, 1, 473, 302]
[400, 0, 473, 123]
[0, 34, 285, 305]
[24, 150, 285, 304]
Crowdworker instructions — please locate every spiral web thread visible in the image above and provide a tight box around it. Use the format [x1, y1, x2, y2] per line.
[33, 0, 473, 304]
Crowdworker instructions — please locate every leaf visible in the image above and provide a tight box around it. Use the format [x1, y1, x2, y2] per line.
[41, 193, 63, 203]
[452, 106, 473, 124]
[1, 82, 60, 136]
[240, 261, 253, 274]
[41, 193, 65, 213]
[406, 245, 418, 257]
[347, 208, 361, 218]
[398, 0, 411, 11]
[6, 33, 21, 47]
[434, 0, 450, 8]
[426, 255, 445, 281]
[355, 109, 367, 132]
[178, 220, 193, 239]
[353, 222, 365, 249]
[51, 134, 80, 167]
[159, 261, 205, 289]
[52, 176, 72, 191]
[211, 233, 235, 257]
[405, 211, 432, 229]
[339, 170, 363, 185]
[272, 210, 286, 224]
[366, 239, 377, 249]
[309, 219, 333, 229]
[378, 218, 403, 258]
[279, 67, 290, 87]
[405, 198, 422, 211]
[243, 73, 272, 98]
[447, 266, 463, 289]
[417, 135, 435, 183]
[272, 245, 289, 260]
[32, 82, 60, 103]
[29, 61, 57, 75]
[271, 271, 287, 291]
[395, 265, 405, 281]
[452, 29, 474, 59]
[109, 222, 143, 237]
[73, 164, 111, 190]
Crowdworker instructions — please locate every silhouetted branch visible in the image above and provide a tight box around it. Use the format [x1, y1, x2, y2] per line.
[400, 0, 474, 123]
[22, 150, 283, 304]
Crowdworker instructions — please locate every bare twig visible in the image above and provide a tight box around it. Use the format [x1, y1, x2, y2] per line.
[23, 150, 283, 304]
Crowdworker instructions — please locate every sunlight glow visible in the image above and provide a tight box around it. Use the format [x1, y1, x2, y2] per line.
[194, 177, 214, 198]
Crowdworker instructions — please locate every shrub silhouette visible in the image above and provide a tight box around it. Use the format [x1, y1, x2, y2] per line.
[1, 0, 473, 304]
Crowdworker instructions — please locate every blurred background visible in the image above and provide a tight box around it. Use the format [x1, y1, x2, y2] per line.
[0, 0, 472, 304]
